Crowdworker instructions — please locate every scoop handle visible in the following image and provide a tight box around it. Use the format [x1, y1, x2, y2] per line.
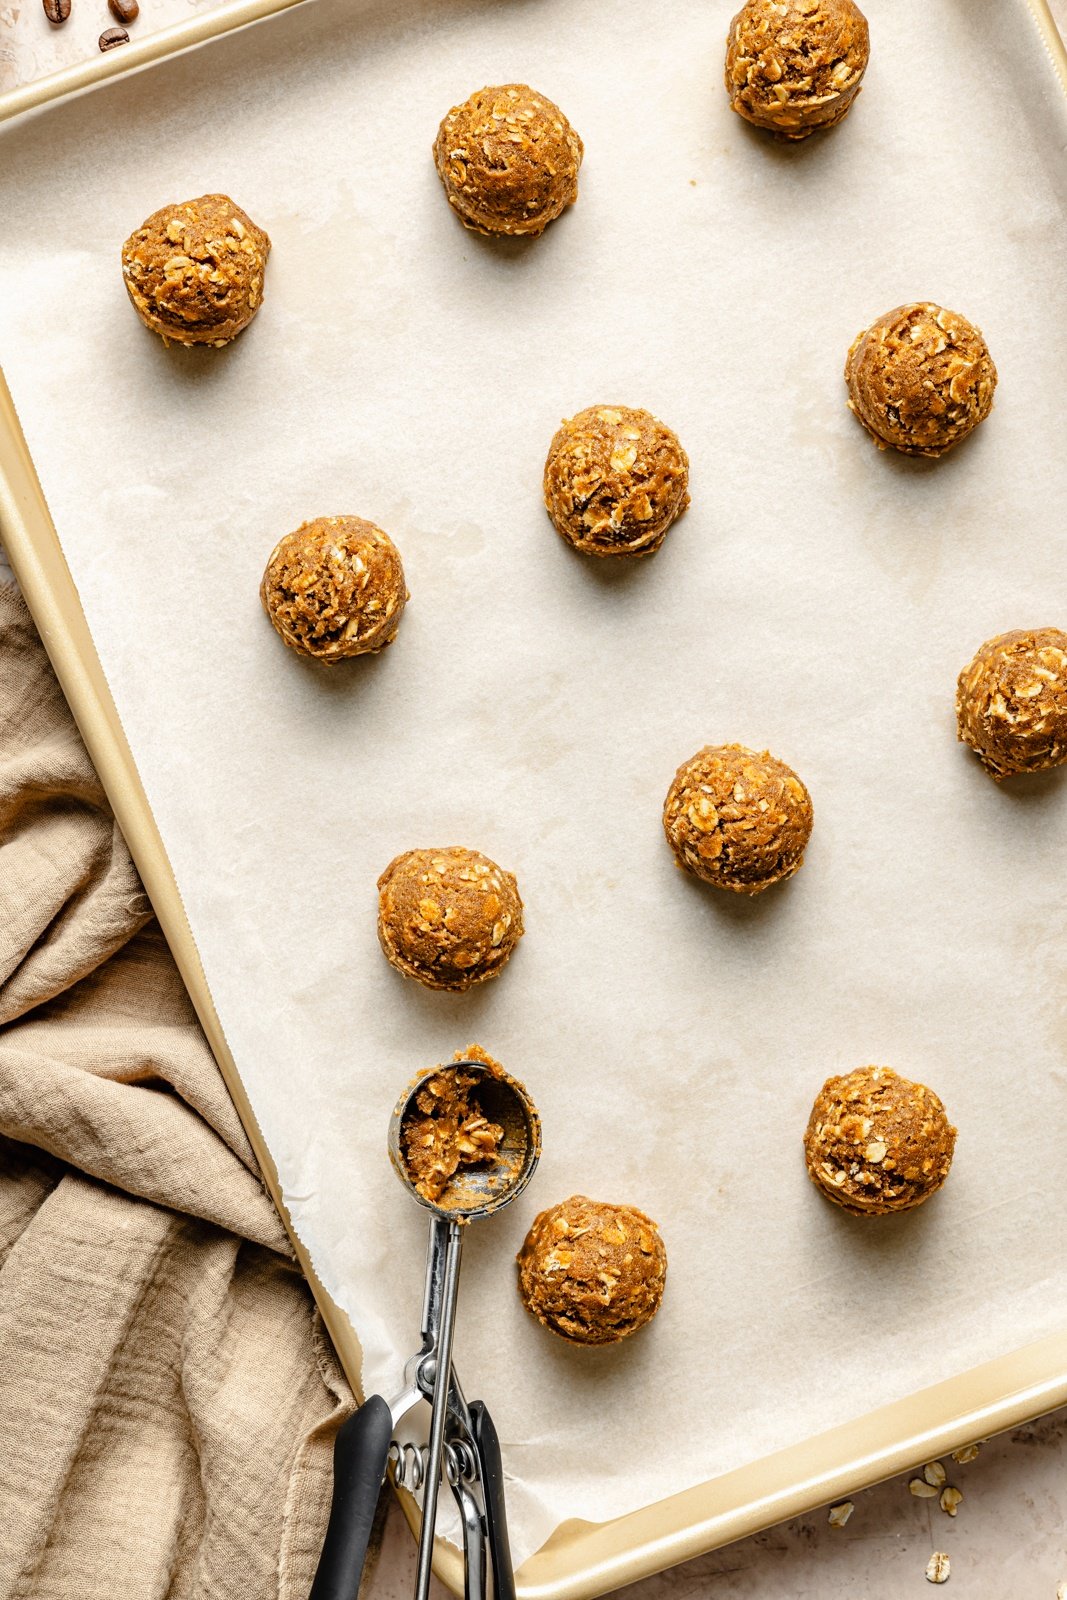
[470, 1400, 515, 1600]
[308, 1393, 393, 1600]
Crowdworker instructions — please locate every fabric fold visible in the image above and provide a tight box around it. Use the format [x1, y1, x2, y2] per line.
[0, 585, 353, 1600]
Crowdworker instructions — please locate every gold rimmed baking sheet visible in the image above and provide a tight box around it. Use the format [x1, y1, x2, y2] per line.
[2, 2, 1067, 1596]
[0, 0, 303, 126]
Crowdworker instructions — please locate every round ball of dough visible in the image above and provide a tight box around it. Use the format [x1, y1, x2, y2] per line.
[956, 628, 1067, 779]
[433, 83, 583, 237]
[663, 743, 813, 894]
[517, 1195, 667, 1346]
[261, 518, 407, 662]
[804, 1066, 957, 1216]
[377, 847, 524, 991]
[845, 303, 997, 457]
[121, 194, 270, 346]
[543, 405, 690, 558]
[725, 0, 870, 140]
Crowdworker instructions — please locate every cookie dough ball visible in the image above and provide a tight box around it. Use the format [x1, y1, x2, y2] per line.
[377, 847, 523, 991]
[517, 1196, 667, 1346]
[121, 194, 270, 346]
[261, 517, 407, 662]
[725, 0, 870, 140]
[845, 303, 997, 457]
[804, 1066, 957, 1216]
[543, 406, 690, 558]
[663, 743, 813, 894]
[956, 628, 1067, 779]
[433, 83, 583, 237]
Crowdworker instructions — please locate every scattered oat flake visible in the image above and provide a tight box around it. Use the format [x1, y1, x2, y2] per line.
[952, 1443, 980, 1464]
[1056, 1585, 1066, 1600]
[940, 1486, 963, 1516]
[926, 1551, 951, 1584]
[828, 1500, 853, 1527]
[923, 1460, 947, 1488]
[910, 1478, 939, 1498]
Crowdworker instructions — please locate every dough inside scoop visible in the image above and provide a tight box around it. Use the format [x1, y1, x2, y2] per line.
[401, 1067, 505, 1205]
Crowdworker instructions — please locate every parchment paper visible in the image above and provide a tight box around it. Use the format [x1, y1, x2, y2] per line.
[2, 0, 1067, 1567]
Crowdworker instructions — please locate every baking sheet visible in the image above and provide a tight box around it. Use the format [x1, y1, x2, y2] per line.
[0, 0, 218, 92]
[2, 0, 1067, 1571]
[0, 0, 301, 125]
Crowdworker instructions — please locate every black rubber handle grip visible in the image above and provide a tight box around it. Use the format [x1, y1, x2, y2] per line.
[309, 1394, 393, 1600]
[470, 1401, 515, 1600]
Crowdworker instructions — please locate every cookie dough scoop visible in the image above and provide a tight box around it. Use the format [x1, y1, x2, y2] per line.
[377, 846, 524, 990]
[434, 83, 583, 237]
[956, 628, 1067, 779]
[543, 405, 690, 558]
[121, 194, 270, 346]
[517, 1195, 667, 1346]
[262, 516, 408, 661]
[311, 1050, 540, 1600]
[845, 303, 996, 457]
[663, 743, 813, 894]
[804, 1065, 956, 1216]
[725, 0, 870, 140]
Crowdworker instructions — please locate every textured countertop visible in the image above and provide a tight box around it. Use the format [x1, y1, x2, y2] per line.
[2, 1, 1066, 1593]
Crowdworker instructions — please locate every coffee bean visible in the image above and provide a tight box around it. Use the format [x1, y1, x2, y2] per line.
[42, 0, 71, 23]
[108, 0, 139, 20]
[98, 24, 129, 48]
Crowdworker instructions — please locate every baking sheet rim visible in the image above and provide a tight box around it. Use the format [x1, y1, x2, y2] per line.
[1, 1, 1066, 1593]
[0, 0, 304, 126]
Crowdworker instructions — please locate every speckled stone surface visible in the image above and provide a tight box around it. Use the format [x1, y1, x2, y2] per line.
[2, 2, 1067, 1594]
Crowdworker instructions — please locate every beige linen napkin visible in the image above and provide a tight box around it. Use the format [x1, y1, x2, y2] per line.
[0, 584, 354, 1600]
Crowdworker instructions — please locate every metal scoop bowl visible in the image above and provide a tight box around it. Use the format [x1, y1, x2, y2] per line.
[388, 1056, 542, 1221]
